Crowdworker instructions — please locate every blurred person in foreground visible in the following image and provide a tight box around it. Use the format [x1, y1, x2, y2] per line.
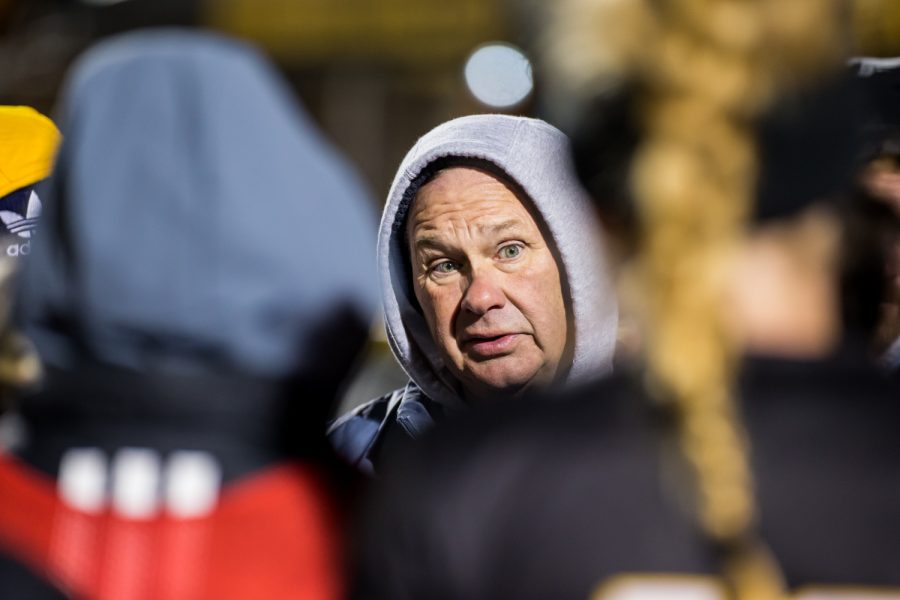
[352, 2, 900, 599]
[0, 29, 377, 600]
[329, 115, 618, 475]
[0, 107, 59, 259]
[853, 58, 900, 374]
[0, 106, 60, 414]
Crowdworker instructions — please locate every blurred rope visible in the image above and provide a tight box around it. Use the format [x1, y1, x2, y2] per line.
[853, 0, 900, 57]
[539, 1, 849, 598]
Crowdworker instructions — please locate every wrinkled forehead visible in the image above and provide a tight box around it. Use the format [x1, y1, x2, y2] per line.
[399, 157, 546, 249]
[410, 169, 536, 236]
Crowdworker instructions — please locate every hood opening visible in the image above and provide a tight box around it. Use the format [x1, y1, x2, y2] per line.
[378, 115, 618, 409]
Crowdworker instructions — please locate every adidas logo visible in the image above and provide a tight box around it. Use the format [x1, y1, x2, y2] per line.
[0, 190, 41, 240]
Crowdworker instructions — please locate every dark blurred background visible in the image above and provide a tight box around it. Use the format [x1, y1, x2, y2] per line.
[0, 0, 533, 195]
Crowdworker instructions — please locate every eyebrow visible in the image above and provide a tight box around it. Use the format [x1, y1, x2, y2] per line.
[413, 218, 527, 250]
[482, 218, 526, 236]
[413, 237, 447, 251]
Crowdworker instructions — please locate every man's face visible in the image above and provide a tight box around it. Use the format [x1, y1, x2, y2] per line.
[407, 166, 569, 401]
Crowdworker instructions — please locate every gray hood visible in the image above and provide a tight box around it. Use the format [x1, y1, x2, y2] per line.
[379, 114, 617, 409]
[17, 29, 378, 382]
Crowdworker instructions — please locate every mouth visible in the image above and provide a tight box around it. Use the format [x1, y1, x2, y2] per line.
[462, 333, 521, 358]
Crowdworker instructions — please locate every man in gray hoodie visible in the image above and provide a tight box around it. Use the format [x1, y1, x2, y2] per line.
[329, 114, 618, 474]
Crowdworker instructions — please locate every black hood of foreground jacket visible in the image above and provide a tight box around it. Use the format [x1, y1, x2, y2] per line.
[16, 30, 378, 387]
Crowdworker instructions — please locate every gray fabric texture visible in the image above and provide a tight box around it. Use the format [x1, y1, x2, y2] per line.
[883, 335, 900, 370]
[16, 29, 379, 379]
[379, 114, 618, 410]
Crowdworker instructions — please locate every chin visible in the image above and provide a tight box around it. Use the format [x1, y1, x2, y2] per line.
[464, 366, 547, 400]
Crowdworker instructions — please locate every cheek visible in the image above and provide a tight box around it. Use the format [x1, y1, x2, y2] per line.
[418, 284, 463, 338]
[515, 259, 567, 342]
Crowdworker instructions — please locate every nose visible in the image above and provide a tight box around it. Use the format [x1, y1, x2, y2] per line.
[460, 267, 506, 315]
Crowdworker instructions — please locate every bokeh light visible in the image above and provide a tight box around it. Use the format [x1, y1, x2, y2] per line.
[464, 42, 533, 109]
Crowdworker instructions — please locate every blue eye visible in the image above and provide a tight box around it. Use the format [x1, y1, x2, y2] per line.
[498, 244, 522, 259]
[432, 261, 458, 274]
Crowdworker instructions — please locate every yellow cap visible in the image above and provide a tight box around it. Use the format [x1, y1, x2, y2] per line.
[0, 106, 61, 199]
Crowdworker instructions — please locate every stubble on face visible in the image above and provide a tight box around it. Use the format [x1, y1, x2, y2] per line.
[406, 166, 569, 401]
